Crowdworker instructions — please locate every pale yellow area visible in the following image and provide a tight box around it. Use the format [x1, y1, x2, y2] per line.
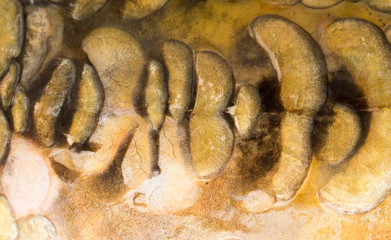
[0, 62, 20, 110]
[316, 104, 361, 166]
[18, 215, 57, 240]
[35, 0, 391, 239]
[71, 0, 108, 20]
[0, 196, 17, 240]
[11, 86, 29, 133]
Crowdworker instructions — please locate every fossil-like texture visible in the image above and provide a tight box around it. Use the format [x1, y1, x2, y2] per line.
[0, 0, 23, 78]
[315, 104, 361, 166]
[41, 6, 64, 84]
[385, 24, 391, 42]
[263, 0, 301, 6]
[121, 116, 153, 189]
[301, 0, 344, 8]
[52, 109, 139, 175]
[33, 59, 76, 147]
[20, 5, 64, 90]
[17, 215, 57, 240]
[250, 15, 327, 202]
[20, 5, 50, 89]
[52, 27, 146, 176]
[231, 84, 262, 138]
[162, 40, 193, 122]
[145, 60, 167, 130]
[20, 5, 64, 91]
[319, 18, 391, 214]
[190, 51, 234, 179]
[121, 0, 169, 20]
[82, 27, 145, 109]
[0, 62, 20, 110]
[125, 118, 200, 214]
[20, 4, 64, 89]
[193, 51, 233, 115]
[68, 64, 104, 147]
[0, 196, 18, 240]
[367, 0, 391, 13]
[70, 0, 108, 20]
[0, 109, 10, 164]
[3, 0, 391, 238]
[10, 86, 30, 133]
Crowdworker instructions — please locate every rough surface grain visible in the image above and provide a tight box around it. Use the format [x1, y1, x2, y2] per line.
[82, 27, 146, 109]
[20, 6, 50, 89]
[319, 18, 391, 214]
[0, 196, 17, 240]
[71, 0, 108, 20]
[33, 59, 76, 147]
[250, 15, 327, 202]
[316, 104, 361, 166]
[232, 84, 262, 138]
[367, 0, 391, 13]
[68, 64, 104, 147]
[301, 0, 343, 8]
[121, 0, 169, 20]
[0, 0, 23, 77]
[0, 62, 20, 110]
[145, 60, 167, 130]
[162, 40, 193, 122]
[190, 51, 234, 179]
[0, 109, 10, 164]
[11, 86, 30, 133]
[17, 215, 57, 240]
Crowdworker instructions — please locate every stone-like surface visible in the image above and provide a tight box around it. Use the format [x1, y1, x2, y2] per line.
[386, 24, 391, 42]
[315, 104, 361, 166]
[145, 60, 167, 130]
[0, 0, 23, 77]
[122, 0, 169, 20]
[0, 109, 10, 164]
[82, 27, 146, 109]
[1, 1, 391, 239]
[0, 62, 20, 110]
[125, 119, 200, 214]
[52, 109, 139, 175]
[10, 86, 30, 133]
[17, 215, 57, 240]
[250, 15, 327, 202]
[20, 6, 50, 89]
[319, 18, 391, 214]
[302, 0, 343, 8]
[33, 59, 76, 147]
[121, 117, 153, 189]
[21, 5, 64, 91]
[71, 0, 108, 20]
[263, 0, 301, 6]
[41, 6, 64, 84]
[231, 84, 262, 138]
[367, 0, 391, 13]
[193, 51, 233, 115]
[162, 40, 193, 122]
[190, 51, 234, 179]
[68, 64, 104, 147]
[190, 115, 234, 179]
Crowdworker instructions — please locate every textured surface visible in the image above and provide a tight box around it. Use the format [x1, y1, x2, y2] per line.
[1, 0, 391, 239]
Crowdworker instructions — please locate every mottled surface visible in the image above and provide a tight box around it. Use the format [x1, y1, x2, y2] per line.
[2, 0, 391, 239]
